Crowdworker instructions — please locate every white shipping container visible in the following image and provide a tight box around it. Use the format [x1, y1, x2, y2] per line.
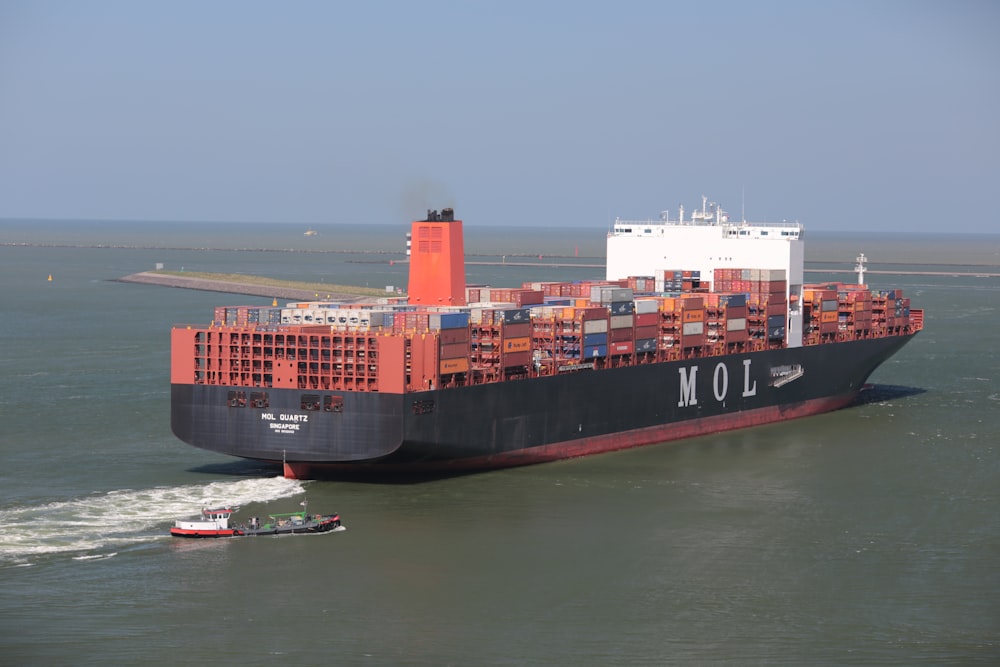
[726, 317, 747, 332]
[760, 268, 787, 281]
[634, 298, 660, 314]
[610, 314, 634, 329]
[682, 321, 705, 336]
[591, 286, 633, 304]
[582, 319, 609, 334]
[281, 307, 324, 324]
[369, 309, 392, 328]
[530, 306, 557, 319]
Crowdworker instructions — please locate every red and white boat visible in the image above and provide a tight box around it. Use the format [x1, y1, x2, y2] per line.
[170, 507, 241, 538]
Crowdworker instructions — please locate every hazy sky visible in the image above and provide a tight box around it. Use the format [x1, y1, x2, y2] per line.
[1, 1, 997, 232]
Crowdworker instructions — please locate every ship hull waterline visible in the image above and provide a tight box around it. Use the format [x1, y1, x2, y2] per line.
[171, 334, 916, 478]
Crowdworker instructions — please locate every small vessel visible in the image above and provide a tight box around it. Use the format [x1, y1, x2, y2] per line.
[169, 503, 343, 538]
[170, 507, 241, 538]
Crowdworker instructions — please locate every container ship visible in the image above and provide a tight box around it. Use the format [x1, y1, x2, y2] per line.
[170, 200, 923, 478]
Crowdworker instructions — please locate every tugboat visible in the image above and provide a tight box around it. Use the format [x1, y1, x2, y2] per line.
[170, 507, 241, 538]
[170, 502, 343, 538]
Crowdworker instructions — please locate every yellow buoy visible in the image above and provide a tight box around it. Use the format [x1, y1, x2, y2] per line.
[48, 274, 53, 282]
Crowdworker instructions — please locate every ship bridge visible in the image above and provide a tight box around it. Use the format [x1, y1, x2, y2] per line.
[611, 219, 802, 240]
[607, 197, 805, 347]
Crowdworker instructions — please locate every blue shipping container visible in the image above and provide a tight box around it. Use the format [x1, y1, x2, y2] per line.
[635, 338, 656, 353]
[720, 293, 747, 308]
[500, 308, 530, 323]
[438, 312, 470, 329]
[609, 301, 635, 315]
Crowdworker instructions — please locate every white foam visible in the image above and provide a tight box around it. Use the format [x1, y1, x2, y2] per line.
[0, 476, 306, 562]
[72, 552, 118, 561]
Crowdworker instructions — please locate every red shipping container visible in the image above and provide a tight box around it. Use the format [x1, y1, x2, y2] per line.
[634, 325, 658, 339]
[725, 328, 748, 343]
[577, 307, 608, 321]
[725, 306, 747, 319]
[610, 327, 633, 343]
[681, 333, 705, 348]
[634, 312, 658, 327]
[502, 322, 532, 338]
[762, 280, 787, 292]
[439, 342, 469, 359]
[503, 351, 532, 367]
[513, 289, 544, 307]
[680, 296, 704, 309]
[610, 341, 634, 355]
[439, 328, 469, 345]
[766, 303, 787, 316]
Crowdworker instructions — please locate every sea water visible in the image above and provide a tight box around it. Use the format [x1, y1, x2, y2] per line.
[1, 220, 998, 665]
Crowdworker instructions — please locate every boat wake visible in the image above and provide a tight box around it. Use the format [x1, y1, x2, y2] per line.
[0, 476, 306, 565]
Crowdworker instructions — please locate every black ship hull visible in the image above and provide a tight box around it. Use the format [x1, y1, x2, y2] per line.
[171, 334, 916, 476]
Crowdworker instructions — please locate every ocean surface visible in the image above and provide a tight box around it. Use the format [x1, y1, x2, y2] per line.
[1, 220, 998, 666]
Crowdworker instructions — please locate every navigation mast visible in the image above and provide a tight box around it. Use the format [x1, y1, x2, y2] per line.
[855, 253, 868, 285]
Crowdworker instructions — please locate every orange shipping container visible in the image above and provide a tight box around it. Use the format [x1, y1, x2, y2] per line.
[682, 309, 704, 323]
[503, 337, 531, 353]
[440, 357, 470, 374]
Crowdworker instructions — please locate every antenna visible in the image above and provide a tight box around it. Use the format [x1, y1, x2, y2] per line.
[855, 253, 867, 285]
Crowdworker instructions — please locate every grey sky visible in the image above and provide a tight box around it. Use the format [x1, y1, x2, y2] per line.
[1, 1, 997, 232]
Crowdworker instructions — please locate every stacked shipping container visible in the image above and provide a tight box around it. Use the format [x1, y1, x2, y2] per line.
[179, 273, 922, 395]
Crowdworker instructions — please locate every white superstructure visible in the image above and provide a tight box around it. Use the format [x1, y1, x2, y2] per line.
[606, 197, 805, 347]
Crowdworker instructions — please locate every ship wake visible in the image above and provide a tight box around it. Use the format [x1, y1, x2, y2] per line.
[0, 476, 306, 565]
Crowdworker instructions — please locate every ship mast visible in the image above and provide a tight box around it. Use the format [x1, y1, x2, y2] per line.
[855, 252, 867, 286]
